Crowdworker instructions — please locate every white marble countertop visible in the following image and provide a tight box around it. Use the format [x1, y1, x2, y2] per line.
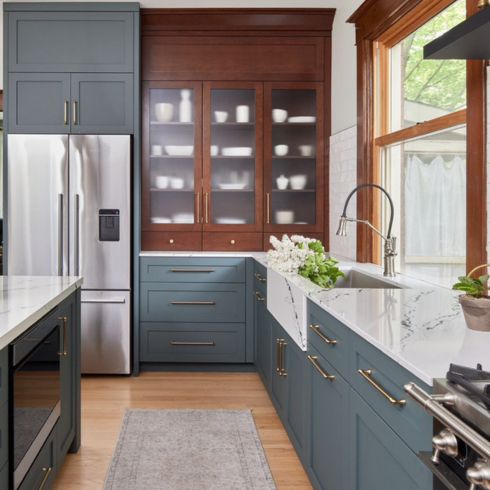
[0, 276, 83, 350]
[139, 251, 268, 266]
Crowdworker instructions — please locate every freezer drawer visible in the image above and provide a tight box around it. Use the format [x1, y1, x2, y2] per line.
[81, 290, 131, 374]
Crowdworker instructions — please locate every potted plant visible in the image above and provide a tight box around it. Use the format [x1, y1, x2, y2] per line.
[452, 264, 490, 331]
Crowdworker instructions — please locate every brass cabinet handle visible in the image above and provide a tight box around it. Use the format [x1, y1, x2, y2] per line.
[196, 192, 200, 224]
[254, 272, 266, 283]
[358, 369, 406, 407]
[308, 355, 335, 381]
[72, 101, 78, 125]
[255, 291, 265, 302]
[63, 100, 69, 125]
[170, 268, 215, 273]
[170, 341, 215, 347]
[38, 467, 53, 490]
[58, 316, 68, 357]
[170, 301, 216, 305]
[275, 339, 281, 373]
[204, 192, 209, 224]
[279, 340, 287, 376]
[266, 193, 271, 224]
[309, 324, 338, 346]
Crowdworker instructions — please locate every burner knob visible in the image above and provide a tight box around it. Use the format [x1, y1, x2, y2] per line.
[431, 429, 458, 465]
[467, 460, 490, 490]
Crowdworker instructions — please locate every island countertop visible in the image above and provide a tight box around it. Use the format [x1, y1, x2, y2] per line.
[0, 276, 83, 350]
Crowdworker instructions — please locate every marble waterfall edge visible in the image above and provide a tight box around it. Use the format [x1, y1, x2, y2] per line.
[267, 268, 323, 351]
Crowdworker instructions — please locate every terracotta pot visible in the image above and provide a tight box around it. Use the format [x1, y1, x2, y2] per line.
[459, 295, 490, 331]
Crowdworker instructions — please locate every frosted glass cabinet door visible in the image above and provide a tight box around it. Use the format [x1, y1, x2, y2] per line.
[264, 83, 324, 234]
[203, 82, 263, 232]
[142, 82, 203, 232]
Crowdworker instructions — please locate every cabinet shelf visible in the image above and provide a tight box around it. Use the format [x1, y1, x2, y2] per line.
[150, 188, 194, 192]
[272, 189, 316, 193]
[272, 122, 316, 127]
[212, 188, 254, 193]
[212, 156, 255, 160]
[150, 155, 195, 159]
[271, 156, 316, 160]
[211, 122, 256, 127]
[150, 121, 195, 126]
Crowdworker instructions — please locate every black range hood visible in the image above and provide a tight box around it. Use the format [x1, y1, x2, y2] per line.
[424, 4, 490, 59]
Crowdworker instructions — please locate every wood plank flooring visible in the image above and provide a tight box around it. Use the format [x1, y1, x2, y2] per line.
[53, 372, 312, 490]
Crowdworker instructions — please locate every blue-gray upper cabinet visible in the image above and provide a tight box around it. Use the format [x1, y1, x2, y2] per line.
[348, 388, 432, 490]
[71, 73, 134, 134]
[8, 73, 71, 133]
[7, 11, 135, 73]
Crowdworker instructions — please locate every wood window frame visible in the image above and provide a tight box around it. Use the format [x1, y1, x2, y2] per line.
[349, 0, 487, 272]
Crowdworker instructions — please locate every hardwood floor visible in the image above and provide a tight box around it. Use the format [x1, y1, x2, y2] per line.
[54, 372, 312, 490]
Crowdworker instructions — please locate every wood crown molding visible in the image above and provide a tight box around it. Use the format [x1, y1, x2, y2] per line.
[348, 0, 423, 42]
[142, 8, 335, 36]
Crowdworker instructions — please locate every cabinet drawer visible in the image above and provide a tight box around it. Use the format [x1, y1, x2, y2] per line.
[140, 257, 246, 283]
[0, 349, 7, 408]
[0, 403, 7, 469]
[349, 333, 432, 454]
[140, 323, 245, 363]
[18, 425, 57, 490]
[254, 262, 267, 296]
[203, 233, 262, 252]
[142, 231, 202, 251]
[307, 301, 351, 379]
[140, 283, 245, 323]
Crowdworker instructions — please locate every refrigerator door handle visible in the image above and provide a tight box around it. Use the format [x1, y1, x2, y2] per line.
[75, 194, 80, 276]
[58, 194, 64, 276]
[81, 298, 126, 304]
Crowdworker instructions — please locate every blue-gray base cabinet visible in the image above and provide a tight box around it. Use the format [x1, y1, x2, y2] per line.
[1, 289, 81, 490]
[254, 275, 434, 490]
[139, 257, 255, 366]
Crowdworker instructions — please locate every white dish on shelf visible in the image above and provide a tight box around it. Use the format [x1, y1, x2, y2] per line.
[272, 108, 288, 123]
[290, 174, 307, 190]
[172, 213, 194, 224]
[221, 147, 253, 157]
[155, 176, 169, 189]
[155, 103, 174, 122]
[275, 210, 294, 225]
[288, 116, 316, 123]
[274, 144, 289, 157]
[164, 145, 194, 156]
[218, 183, 248, 190]
[214, 111, 229, 123]
[151, 217, 172, 224]
[294, 221, 308, 225]
[211, 145, 219, 156]
[298, 145, 314, 157]
[170, 177, 185, 189]
[215, 217, 247, 225]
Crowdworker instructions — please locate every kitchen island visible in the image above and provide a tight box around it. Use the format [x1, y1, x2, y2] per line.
[0, 276, 82, 490]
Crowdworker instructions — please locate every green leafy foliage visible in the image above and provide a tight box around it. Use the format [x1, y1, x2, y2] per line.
[452, 275, 489, 298]
[297, 240, 344, 289]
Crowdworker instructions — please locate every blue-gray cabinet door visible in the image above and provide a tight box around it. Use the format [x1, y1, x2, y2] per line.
[348, 389, 433, 490]
[8, 73, 71, 133]
[285, 339, 309, 463]
[307, 347, 349, 490]
[71, 74, 134, 134]
[8, 11, 134, 73]
[270, 319, 288, 419]
[255, 293, 272, 390]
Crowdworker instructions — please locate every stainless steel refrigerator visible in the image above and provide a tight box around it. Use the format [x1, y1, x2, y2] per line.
[7, 134, 131, 374]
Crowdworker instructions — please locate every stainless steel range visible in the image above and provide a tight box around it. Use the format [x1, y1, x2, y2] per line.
[405, 364, 490, 490]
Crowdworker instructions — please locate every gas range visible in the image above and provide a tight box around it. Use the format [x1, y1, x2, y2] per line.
[405, 364, 490, 490]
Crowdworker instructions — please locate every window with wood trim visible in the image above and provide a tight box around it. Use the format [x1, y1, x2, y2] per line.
[374, 0, 469, 286]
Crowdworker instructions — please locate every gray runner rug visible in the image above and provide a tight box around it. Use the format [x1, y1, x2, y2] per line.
[104, 409, 277, 490]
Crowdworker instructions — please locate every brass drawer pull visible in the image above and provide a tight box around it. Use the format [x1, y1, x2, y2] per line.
[275, 339, 281, 373]
[169, 268, 215, 273]
[309, 324, 338, 346]
[170, 341, 215, 347]
[63, 100, 69, 125]
[266, 193, 271, 224]
[279, 339, 287, 377]
[170, 301, 216, 306]
[255, 291, 265, 302]
[308, 355, 335, 381]
[72, 101, 78, 125]
[204, 192, 209, 224]
[254, 272, 266, 283]
[58, 316, 68, 357]
[358, 369, 406, 407]
[39, 467, 53, 490]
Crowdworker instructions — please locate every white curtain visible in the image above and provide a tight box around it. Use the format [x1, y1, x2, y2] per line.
[404, 154, 466, 258]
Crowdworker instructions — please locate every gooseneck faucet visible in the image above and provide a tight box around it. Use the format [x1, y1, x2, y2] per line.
[336, 183, 397, 277]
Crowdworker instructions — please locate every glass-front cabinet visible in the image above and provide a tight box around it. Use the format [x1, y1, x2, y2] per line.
[142, 81, 324, 251]
[264, 82, 324, 235]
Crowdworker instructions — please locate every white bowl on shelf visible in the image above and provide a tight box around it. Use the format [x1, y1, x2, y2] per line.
[272, 109, 288, 123]
[155, 176, 169, 189]
[155, 103, 174, 122]
[214, 111, 229, 123]
[290, 175, 307, 190]
[275, 210, 294, 225]
[170, 177, 185, 189]
[218, 183, 248, 190]
[164, 145, 194, 156]
[288, 116, 316, 123]
[151, 217, 172, 224]
[172, 213, 194, 223]
[274, 145, 289, 157]
[211, 145, 219, 156]
[216, 217, 246, 224]
[298, 145, 314, 157]
[221, 147, 253, 157]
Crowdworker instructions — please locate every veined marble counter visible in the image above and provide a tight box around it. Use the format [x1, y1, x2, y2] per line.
[0, 276, 83, 350]
[139, 251, 268, 267]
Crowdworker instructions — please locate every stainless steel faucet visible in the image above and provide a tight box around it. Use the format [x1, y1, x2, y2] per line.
[336, 183, 397, 277]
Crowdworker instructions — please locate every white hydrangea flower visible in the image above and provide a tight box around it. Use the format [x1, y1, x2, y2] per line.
[267, 234, 314, 273]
